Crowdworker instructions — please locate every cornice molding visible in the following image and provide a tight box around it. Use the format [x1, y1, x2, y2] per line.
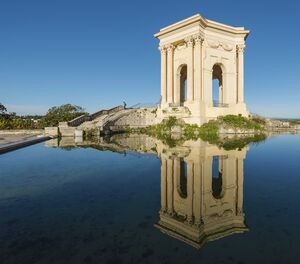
[154, 13, 250, 40]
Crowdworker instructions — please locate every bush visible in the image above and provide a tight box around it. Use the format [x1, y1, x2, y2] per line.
[218, 115, 264, 130]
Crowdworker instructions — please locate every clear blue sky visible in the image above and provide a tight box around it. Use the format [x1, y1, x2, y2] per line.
[0, 0, 299, 118]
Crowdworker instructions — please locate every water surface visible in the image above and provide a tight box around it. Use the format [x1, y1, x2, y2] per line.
[0, 134, 300, 264]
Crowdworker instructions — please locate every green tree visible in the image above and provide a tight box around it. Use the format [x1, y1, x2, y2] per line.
[40, 104, 86, 127]
[0, 103, 7, 116]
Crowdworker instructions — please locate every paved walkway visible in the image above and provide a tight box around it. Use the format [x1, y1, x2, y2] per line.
[0, 134, 40, 146]
[0, 132, 51, 154]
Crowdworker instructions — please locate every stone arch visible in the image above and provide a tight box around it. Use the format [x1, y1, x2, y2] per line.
[177, 64, 188, 106]
[212, 63, 225, 107]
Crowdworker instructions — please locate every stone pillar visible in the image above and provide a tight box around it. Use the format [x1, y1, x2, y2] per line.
[193, 161, 201, 225]
[160, 46, 167, 106]
[160, 157, 167, 213]
[237, 158, 244, 215]
[167, 45, 175, 104]
[194, 35, 203, 102]
[185, 37, 194, 102]
[237, 44, 245, 103]
[174, 71, 180, 106]
[167, 158, 174, 214]
[187, 161, 194, 224]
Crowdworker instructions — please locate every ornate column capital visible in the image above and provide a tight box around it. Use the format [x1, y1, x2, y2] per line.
[236, 44, 246, 53]
[166, 44, 175, 52]
[159, 45, 167, 55]
[193, 34, 204, 45]
[184, 36, 194, 47]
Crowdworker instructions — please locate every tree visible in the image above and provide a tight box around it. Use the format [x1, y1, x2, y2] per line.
[0, 103, 7, 116]
[40, 104, 86, 127]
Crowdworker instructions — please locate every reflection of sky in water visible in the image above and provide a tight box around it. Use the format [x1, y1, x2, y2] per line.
[0, 135, 300, 264]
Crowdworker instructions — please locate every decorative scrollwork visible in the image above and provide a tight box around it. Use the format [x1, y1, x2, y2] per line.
[184, 36, 194, 47]
[159, 45, 167, 54]
[236, 44, 245, 53]
[194, 34, 204, 45]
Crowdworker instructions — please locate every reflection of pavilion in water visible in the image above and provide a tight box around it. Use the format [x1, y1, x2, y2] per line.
[155, 141, 249, 249]
[46, 134, 249, 249]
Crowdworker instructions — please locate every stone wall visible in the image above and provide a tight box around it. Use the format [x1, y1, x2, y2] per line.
[114, 108, 159, 128]
[44, 127, 59, 137]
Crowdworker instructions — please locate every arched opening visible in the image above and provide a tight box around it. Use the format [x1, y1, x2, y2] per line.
[212, 156, 223, 199]
[178, 158, 187, 199]
[212, 64, 224, 107]
[178, 65, 187, 106]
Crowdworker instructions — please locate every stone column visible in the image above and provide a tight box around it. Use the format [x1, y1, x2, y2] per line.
[187, 161, 194, 224]
[193, 161, 201, 226]
[194, 35, 203, 102]
[185, 37, 194, 102]
[160, 46, 167, 106]
[237, 44, 245, 103]
[237, 158, 244, 215]
[174, 71, 180, 106]
[160, 157, 167, 213]
[167, 45, 175, 104]
[167, 158, 174, 215]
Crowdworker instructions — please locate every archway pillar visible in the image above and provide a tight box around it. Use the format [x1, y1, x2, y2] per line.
[185, 37, 194, 103]
[160, 157, 167, 213]
[187, 160, 194, 223]
[237, 158, 244, 215]
[194, 35, 203, 102]
[159, 46, 167, 106]
[237, 44, 245, 103]
[174, 72, 181, 105]
[167, 45, 175, 104]
[167, 159, 174, 215]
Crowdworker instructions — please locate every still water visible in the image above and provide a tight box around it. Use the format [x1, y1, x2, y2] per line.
[0, 134, 300, 264]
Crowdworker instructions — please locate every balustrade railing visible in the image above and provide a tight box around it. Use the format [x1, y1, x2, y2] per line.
[67, 105, 124, 127]
[213, 100, 229, 108]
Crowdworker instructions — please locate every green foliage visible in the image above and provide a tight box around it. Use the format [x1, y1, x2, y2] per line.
[218, 115, 264, 130]
[164, 116, 178, 128]
[0, 103, 7, 116]
[126, 115, 266, 149]
[0, 103, 85, 129]
[183, 121, 219, 141]
[84, 128, 99, 139]
[0, 117, 40, 130]
[217, 134, 267, 150]
[40, 104, 85, 127]
[0, 103, 42, 129]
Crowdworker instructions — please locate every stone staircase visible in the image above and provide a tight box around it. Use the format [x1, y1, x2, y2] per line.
[58, 105, 138, 136]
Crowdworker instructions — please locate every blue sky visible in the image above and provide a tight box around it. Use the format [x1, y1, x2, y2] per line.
[0, 0, 299, 118]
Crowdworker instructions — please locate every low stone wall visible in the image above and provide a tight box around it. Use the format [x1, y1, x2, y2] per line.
[59, 127, 76, 137]
[44, 127, 59, 137]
